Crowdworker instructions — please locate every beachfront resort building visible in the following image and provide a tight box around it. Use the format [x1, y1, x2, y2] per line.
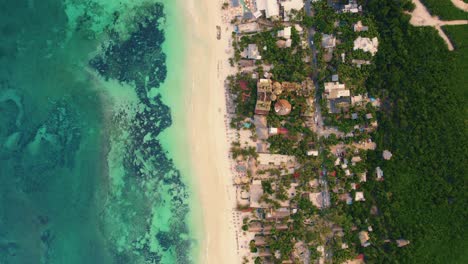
[255, 79, 273, 115]
[353, 37, 379, 56]
[242, 44, 262, 60]
[255, 0, 280, 19]
[250, 180, 268, 208]
[236, 22, 260, 34]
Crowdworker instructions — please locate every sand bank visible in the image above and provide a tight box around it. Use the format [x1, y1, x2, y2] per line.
[177, 0, 239, 263]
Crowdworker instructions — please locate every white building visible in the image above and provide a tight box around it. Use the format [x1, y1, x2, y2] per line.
[376, 166, 384, 180]
[335, 158, 341, 166]
[256, 0, 280, 19]
[383, 150, 393, 160]
[253, 10, 263, 19]
[355, 192, 365, 201]
[354, 37, 379, 56]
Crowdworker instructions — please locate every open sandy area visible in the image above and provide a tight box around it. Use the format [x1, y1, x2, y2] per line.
[451, 0, 468, 12]
[177, 0, 240, 263]
[409, 0, 468, 50]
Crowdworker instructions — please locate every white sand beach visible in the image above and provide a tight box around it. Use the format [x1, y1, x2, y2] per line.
[177, 0, 239, 263]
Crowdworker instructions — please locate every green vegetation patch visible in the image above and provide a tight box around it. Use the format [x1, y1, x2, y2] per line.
[443, 25, 468, 104]
[239, 28, 311, 82]
[357, 1, 468, 263]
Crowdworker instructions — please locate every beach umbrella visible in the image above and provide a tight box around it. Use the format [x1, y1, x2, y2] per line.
[234, 177, 241, 185]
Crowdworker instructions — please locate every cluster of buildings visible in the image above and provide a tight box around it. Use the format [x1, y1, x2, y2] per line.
[230, 0, 305, 21]
[233, 152, 325, 263]
[315, 13, 382, 142]
[325, 143, 402, 251]
[244, 0, 305, 20]
[222, 1, 406, 263]
[323, 81, 350, 114]
[312, 8, 392, 253]
[253, 78, 314, 116]
[225, 2, 322, 258]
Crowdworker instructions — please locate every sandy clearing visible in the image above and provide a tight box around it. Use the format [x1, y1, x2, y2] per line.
[409, 0, 468, 50]
[451, 0, 468, 12]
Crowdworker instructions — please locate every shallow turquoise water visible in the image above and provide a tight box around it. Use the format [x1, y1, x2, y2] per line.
[0, 0, 196, 263]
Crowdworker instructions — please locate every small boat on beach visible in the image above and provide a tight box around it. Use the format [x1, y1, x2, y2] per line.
[216, 25, 221, 40]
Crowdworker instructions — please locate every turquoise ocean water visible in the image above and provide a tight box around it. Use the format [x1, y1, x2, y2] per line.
[0, 0, 198, 263]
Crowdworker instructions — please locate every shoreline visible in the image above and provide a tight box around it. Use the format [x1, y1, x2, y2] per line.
[177, 0, 239, 263]
[156, 0, 206, 262]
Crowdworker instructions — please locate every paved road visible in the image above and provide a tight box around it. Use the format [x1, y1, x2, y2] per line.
[305, 1, 331, 210]
[305, 2, 333, 262]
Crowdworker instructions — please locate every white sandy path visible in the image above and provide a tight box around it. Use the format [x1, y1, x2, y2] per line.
[177, 0, 239, 263]
[451, 0, 468, 12]
[409, 0, 468, 50]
